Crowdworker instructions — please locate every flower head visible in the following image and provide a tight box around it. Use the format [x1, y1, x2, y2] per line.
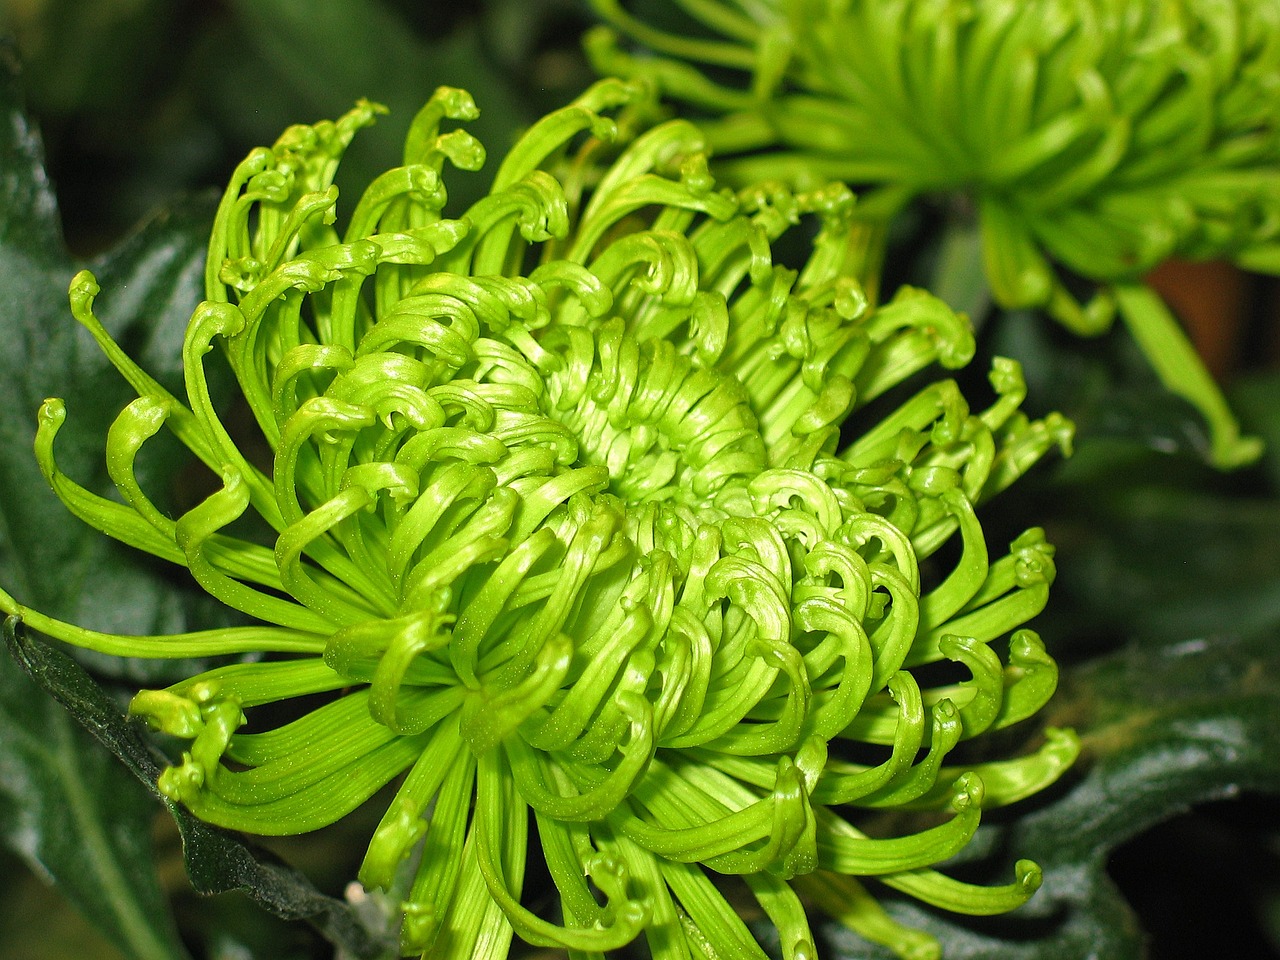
[589, 0, 1277, 468]
[3, 80, 1076, 959]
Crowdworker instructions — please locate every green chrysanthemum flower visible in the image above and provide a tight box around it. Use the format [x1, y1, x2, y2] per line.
[588, 0, 1278, 468]
[1, 80, 1077, 960]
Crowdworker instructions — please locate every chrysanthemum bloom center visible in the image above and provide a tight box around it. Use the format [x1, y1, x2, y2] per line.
[542, 325, 764, 507]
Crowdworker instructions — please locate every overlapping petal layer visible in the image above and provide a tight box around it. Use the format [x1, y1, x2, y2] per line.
[2, 80, 1076, 959]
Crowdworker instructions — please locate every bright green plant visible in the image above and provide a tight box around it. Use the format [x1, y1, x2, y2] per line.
[588, 0, 1279, 469]
[1, 79, 1077, 959]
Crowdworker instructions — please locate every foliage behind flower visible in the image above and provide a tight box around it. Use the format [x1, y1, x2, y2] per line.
[589, 0, 1278, 469]
[1, 80, 1077, 959]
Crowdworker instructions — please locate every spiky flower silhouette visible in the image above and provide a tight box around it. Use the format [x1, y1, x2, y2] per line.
[589, 0, 1278, 468]
[2, 80, 1076, 959]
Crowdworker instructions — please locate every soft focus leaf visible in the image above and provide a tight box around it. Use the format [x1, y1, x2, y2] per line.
[2, 0, 547, 249]
[478, 0, 597, 115]
[987, 306, 1219, 463]
[0, 0, 176, 119]
[0, 1, 205, 250]
[0, 852, 130, 960]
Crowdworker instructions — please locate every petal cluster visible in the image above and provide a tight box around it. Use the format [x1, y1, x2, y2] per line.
[4, 80, 1076, 960]
[590, 0, 1276, 467]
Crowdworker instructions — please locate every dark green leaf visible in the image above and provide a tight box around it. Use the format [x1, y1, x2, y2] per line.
[0, 1, 174, 119]
[1050, 481, 1280, 648]
[1017, 374, 1280, 655]
[477, 0, 598, 116]
[0, 635, 185, 960]
[4, 618, 393, 960]
[1017, 629, 1280, 957]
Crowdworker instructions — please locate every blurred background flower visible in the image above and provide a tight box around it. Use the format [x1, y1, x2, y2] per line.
[588, 0, 1280, 469]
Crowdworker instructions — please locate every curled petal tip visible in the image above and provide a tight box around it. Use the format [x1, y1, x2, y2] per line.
[1015, 860, 1043, 896]
[37, 397, 67, 426]
[68, 269, 100, 311]
[129, 689, 204, 738]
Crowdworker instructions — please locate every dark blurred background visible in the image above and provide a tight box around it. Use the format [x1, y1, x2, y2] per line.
[0, 0, 598, 254]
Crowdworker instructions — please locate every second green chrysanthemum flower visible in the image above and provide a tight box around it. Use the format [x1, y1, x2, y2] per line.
[3, 79, 1076, 959]
[590, 0, 1277, 468]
